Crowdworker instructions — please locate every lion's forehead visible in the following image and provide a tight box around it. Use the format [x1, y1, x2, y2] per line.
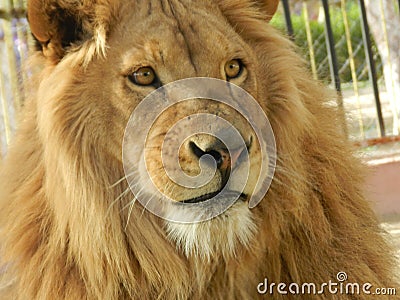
[132, 0, 220, 21]
[109, 0, 244, 77]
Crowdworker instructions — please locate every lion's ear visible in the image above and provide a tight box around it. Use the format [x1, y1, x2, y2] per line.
[217, 0, 279, 23]
[254, 0, 280, 21]
[28, 0, 100, 61]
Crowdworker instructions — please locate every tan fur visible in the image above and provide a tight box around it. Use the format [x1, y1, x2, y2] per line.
[0, 0, 398, 299]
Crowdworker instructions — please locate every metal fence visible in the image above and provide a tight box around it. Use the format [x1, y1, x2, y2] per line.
[275, 0, 400, 144]
[0, 0, 27, 158]
[0, 0, 400, 158]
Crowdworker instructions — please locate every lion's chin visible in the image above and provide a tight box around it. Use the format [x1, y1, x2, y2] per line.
[165, 201, 256, 260]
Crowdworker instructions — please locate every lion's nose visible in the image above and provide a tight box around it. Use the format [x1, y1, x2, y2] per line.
[189, 140, 246, 172]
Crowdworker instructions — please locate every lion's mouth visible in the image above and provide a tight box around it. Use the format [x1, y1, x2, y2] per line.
[181, 190, 247, 204]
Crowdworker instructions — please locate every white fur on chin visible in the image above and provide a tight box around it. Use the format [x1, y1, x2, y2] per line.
[165, 201, 257, 260]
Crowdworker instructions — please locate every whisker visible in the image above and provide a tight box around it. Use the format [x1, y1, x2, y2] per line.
[125, 201, 135, 231]
[107, 186, 132, 216]
[110, 170, 137, 187]
[140, 194, 156, 219]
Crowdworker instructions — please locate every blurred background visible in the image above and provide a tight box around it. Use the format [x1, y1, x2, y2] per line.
[0, 0, 399, 249]
[270, 1, 400, 255]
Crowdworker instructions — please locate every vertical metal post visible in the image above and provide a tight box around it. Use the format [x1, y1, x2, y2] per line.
[2, 0, 21, 110]
[321, 0, 347, 136]
[341, 0, 365, 139]
[281, 0, 294, 39]
[321, 0, 341, 94]
[358, 0, 386, 137]
[303, 3, 318, 80]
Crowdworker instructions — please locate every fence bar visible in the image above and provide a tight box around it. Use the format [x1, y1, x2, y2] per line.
[341, 0, 365, 139]
[302, 3, 318, 80]
[379, 0, 399, 135]
[320, 0, 348, 136]
[0, 74, 11, 146]
[15, 19, 29, 102]
[2, 0, 22, 110]
[321, 0, 341, 94]
[358, 0, 385, 137]
[281, 0, 294, 39]
[0, 9, 26, 20]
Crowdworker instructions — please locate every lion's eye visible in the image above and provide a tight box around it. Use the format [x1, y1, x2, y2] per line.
[224, 59, 243, 79]
[129, 67, 157, 86]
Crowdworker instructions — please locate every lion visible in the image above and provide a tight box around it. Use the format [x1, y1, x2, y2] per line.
[0, 0, 398, 299]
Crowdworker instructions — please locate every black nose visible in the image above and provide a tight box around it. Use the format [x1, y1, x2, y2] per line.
[189, 141, 223, 168]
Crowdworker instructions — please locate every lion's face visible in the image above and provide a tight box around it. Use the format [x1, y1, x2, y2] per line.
[31, 0, 277, 259]
[83, 1, 271, 258]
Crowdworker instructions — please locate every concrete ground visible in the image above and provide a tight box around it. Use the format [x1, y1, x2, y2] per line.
[343, 86, 400, 256]
[367, 159, 400, 217]
[364, 144, 400, 259]
[381, 222, 400, 259]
